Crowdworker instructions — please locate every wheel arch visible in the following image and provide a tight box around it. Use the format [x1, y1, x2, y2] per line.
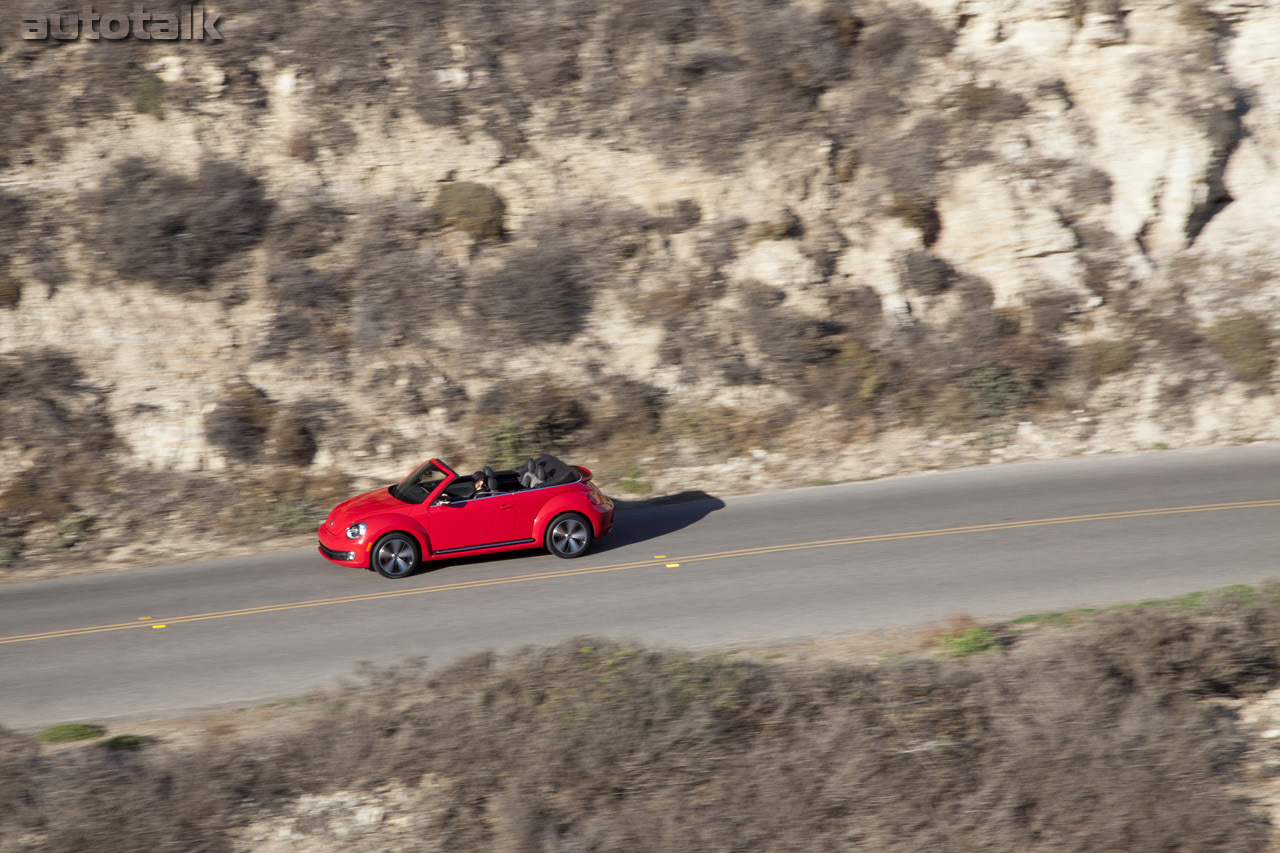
[361, 513, 431, 567]
[533, 495, 598, 542]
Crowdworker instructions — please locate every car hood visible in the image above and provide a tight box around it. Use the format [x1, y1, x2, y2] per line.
[327, 487, 407, 527]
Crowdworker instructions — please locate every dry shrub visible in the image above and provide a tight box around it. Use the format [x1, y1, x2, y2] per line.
[885, 195, 941, 247]
[736, 284, 841, 381]
[0, 274, 20, 309]
[748, 209, 802, 242]
[346, 246, 464, 352]
[801, 337, 891, 414]
[263, 256, 344, 312]
[1083, 338, 1138, 379]
[285, 131, 317, 162]
[232, 468, 351, 535]
[266, 409, 318, 467]
[0, 349, 114, 459]
[1177, 0, 1221, 33]
[270, 201, 347, 259]
[472, 377, 590, 465]
[469, 240, 592, 345]
[0, 349, 114, 546]
[876, 276, 1068, 426]
[203, 381, 274, 462]
[661, 405, 792, 455]
[1206, 312, 1272, 381]
[1067, 165, 1114, 210]
[947, 82, 1028, 124]
[6, 599, 1280, 853]
[0, 190, 28, 269]
[468, 201, 652, 346]
[827, 284, 885, 334]
[578, 377, 667, 450]
[1057, 605, 1280, 699]
[1026, 290, 1078, 334]
[255, 254, 351, 362]
[898, 249, 955, 295]
[656, 198, 702, 234]
[87, 158, 272, 293]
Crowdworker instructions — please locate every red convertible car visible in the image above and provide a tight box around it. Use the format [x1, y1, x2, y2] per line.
[318, 454, 615, 579]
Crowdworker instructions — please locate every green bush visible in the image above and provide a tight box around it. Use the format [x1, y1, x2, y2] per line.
[965, 361, 1031, 418]
[36, 723, 105, 744]
[97, 734, 152, 751]
[1206, 312, 1272, 381]
[432, 182, 506, 240]
[938, 626, 999, 658]
[125, 74, 165, 118]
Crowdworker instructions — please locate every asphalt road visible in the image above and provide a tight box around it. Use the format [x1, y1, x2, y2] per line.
[2, 444, 1278, 730]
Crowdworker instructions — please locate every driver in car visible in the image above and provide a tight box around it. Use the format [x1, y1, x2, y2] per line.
[470, 471, 489, 498]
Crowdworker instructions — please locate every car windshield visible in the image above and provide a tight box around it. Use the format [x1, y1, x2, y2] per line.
[389, 461, 448, 505]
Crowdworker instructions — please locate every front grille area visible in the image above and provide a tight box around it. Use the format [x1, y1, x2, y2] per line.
[319, 542, 356, 562]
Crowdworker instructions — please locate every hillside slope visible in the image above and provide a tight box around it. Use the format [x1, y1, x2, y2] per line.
[0, 0, 1276, 575]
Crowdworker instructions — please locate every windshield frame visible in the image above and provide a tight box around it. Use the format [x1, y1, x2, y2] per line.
[389, 458, 457, 505]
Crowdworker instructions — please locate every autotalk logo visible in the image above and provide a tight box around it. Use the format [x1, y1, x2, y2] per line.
[21, 5, 223, 41]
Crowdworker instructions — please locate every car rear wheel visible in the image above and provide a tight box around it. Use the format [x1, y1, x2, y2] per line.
[546, 513, 592, 559]
[371, 533, 420, 579]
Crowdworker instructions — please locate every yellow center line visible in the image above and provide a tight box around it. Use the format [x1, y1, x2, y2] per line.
[2, 498, 1277, 646]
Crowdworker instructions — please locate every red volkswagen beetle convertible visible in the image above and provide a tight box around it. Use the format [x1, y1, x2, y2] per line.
[318, 455, 615, 579]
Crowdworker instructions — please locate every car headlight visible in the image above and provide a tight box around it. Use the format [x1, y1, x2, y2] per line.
[345, 522, 367, 540]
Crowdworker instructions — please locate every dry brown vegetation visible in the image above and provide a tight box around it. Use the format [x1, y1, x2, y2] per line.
[5, 592, 1280, 852]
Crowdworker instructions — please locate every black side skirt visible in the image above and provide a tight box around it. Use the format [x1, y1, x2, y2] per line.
[433, 538, 537, 555]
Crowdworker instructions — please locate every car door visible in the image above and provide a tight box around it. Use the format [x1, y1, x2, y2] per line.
[500, 486, 544, 543]
[426, 493, 526, 553]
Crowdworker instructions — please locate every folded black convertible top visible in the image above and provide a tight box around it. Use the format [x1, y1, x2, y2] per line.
[518, 454, 579, 488]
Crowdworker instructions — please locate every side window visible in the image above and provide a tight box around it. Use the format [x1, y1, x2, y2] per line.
[443, 478, 476, 500]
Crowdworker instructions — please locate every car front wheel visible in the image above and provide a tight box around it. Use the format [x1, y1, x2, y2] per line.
[546, 513, 593, 559]
[371, 533, 421, 579]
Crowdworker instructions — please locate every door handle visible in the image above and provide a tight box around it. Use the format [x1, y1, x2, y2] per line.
[501, 503, 513, 510]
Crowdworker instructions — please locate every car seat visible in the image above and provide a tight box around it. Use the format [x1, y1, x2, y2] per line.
[519, 457, 542, 489]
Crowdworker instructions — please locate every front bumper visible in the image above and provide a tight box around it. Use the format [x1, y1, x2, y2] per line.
[319, 542, 356, 562]
[318, 525, 368, 567]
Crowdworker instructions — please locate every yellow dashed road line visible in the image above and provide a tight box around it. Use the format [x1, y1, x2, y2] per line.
[2, 498, 1277, 646]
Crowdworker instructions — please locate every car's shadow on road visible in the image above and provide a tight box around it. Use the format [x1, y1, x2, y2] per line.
[592, 490, 726, 553]
[407, 490, 726, 577]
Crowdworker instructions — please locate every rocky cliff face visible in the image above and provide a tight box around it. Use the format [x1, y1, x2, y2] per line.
[0, 0, 1275, 576]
